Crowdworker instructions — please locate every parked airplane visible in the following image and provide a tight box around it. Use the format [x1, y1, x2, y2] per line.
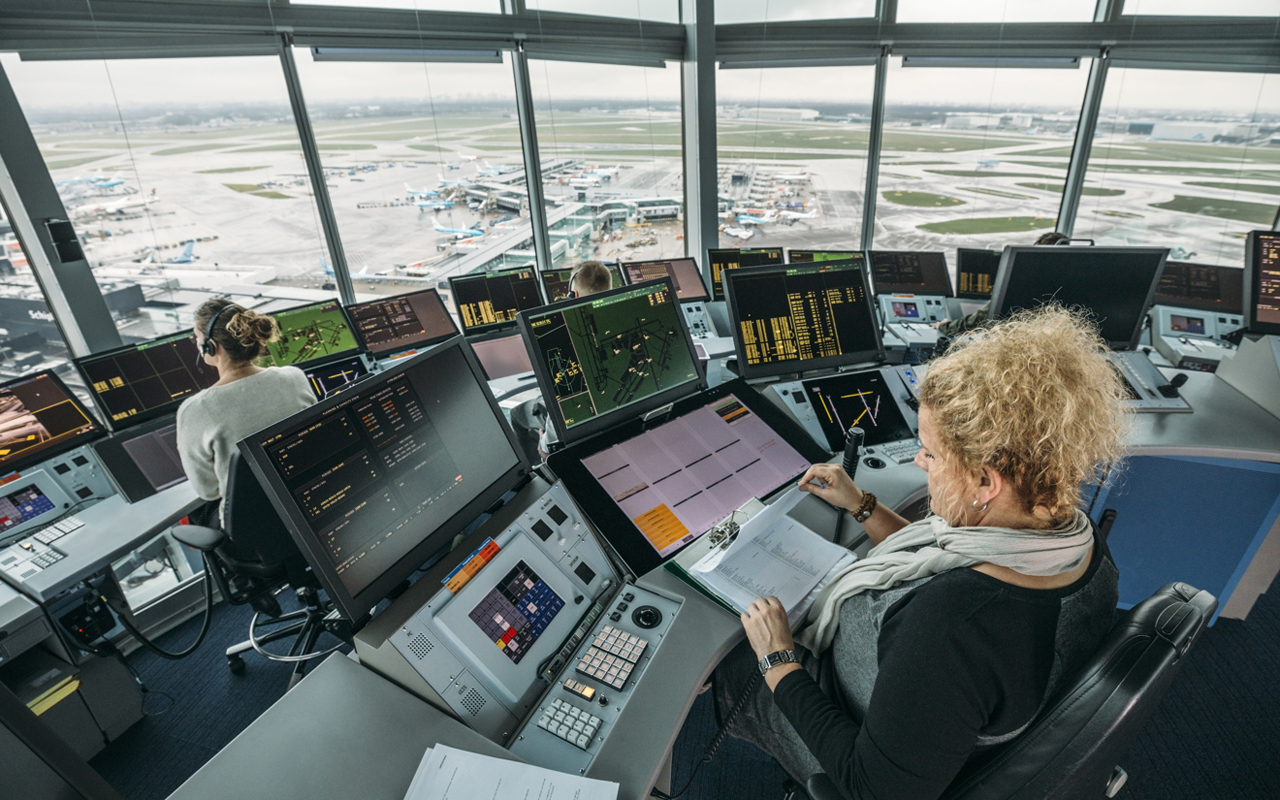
[456, 153, 480, 162]
[779, 207, 818, 220]
[166, 241, 198, 264]
[773, 171, 808, 182]
[723, 226, 756, 241]
[405, 183, 439, 197]
[736, 212, 776, 226]
[93, 173, 126, 189]
[320, 257, 413, 285]
[72, 194, 158, 219]
[433, 217, 484, 238]
[439, 174, 470, 187]
[416, 200, 455, 211]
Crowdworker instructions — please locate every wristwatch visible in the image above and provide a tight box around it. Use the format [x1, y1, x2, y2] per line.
[757, 649, 799, 676]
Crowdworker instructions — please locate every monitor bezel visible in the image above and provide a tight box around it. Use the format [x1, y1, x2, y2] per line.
[867, 250, 954, 297]
[724, 258, 886, 381]
[989, 245, 1169, 352]
[786, 249, 864, 265]
[706, 247, 786, 301]
[301, 353, 372, 400]
[1245, 231, 1280, 336]
[448, 266, 544, 336]
[74, 330, 217, 432]
[91, 412, 183, 504]
[517, 277, 706, 447]
[238, 336, 532, 627]
[262, 299, 364, 369]
[0, 369, 107, 476]
[954, 248, 1003, 301]
[346, 288, 459, 358]
[619, 257, 710, 303]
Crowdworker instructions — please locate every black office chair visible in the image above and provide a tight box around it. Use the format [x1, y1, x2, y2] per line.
[801, 581, 1217, 800]
[171, 451, 342, 690]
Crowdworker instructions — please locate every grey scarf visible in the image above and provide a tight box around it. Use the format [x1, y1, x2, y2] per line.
[796, 509, 1095, 654]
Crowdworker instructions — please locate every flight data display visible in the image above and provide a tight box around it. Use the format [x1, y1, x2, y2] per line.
[868, 251, 952, 296]
[1251, 233, 1280, 329]
[621, 258, 709, 302]
[77, 331, 217, 427]
[451, 268, 542, 334]
[347, 290, 457, 356]
[955, 249, 1002, 299]
[788, 250, 862, 264]
[304, 357, 369, 400]
[802, 371, 916, 452]
[1155, 263, 1243, 315]
[581, 394, 810, 558]
[726, 260, 880, 379]
[471, 334, 533, 381]
[707, 248, 784, 301]
[0, 485, 56, 534]
[0, 372, 101, 473]
[525, 282, 700, 434]
[468, 560, 565, 665]
[540, 264, 625, 302]
[258, 301, 361, 368]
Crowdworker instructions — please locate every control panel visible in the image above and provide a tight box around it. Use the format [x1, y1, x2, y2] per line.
[0, 516, 86, 583]
[1109, 351, 1193, 413]
[0, 445, 112, 547]
[1152, 305, 1240, 373]
[879, 294, 946, 364]
[681, 302, 719, 340]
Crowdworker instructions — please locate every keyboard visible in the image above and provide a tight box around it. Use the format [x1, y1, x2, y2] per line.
[537, 698, 602, 750]
[32, 517, 86, 545]
[877, 438, 921, 465]
[575, 625, 648, 690]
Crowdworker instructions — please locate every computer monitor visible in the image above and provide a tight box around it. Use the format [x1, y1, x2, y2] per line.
[723, 259, 883, 380]
[346, 289, 458, 357]
[239, 339, 530, 625]
[518, 279, 704, 446]
[75, 331, 218, 430]
[92, 416, 185, 504]
[1244, 231, 1280, 336]
[989, 246, 1168, 351]
[799, 370, 916, 452]
[0, 371, 104, 475]
[787, 250, 862, 264]
[706, 248, 785, 301]
[1153, 261, 1244, 316]
[257, 300, 362, 368]
[619, 258, 709, 302]
[539, 263, 626, 303]
[449, 267, 543, 336]
[868, 251, 953, 296]
[470, 333, 533, 381]
[955, 248, 1002, 300]
[303, 355, 369, 400]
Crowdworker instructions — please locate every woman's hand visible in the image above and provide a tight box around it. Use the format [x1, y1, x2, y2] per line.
[797, 463, 864, 513]
[741, 596, 795, 660]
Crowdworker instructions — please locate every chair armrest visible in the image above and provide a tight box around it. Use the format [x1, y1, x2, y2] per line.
[806, 774, 849, 800]
[172, 524, 226, 551]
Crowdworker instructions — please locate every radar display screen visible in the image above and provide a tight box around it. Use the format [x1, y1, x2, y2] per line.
[522, 280, 702, 444]
[471, 334, 533, 381]
[450, 267, 543, 335]
[706, 248, 784, 301]
[77, 331, 218, 429]
[801, 370, 915, 452]
[540, 264, 625, 302]
[955, 249, 1002, 300]
[724, 259, 882, 380]
[868, 251, 953, 296]
[468, 560, 565, 665]
[304, 356, 369, 400]
[1154, 262, 1243, 316]
[1252, 232, 1280, 333]
[788, 250, 862, 264]
[347, 289, 457, 356]
[0, 371, 103, 474]
[258, 301, 361, 368]
[620, 258, 709, 302]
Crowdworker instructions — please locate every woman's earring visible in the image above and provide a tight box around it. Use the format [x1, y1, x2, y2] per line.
[971, 498, 990, 514]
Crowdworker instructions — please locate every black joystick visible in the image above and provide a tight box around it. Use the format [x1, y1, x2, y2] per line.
[1158, 372, 1188, 398]
[842, 427, 865, 482]
[632, 606, 662, 629]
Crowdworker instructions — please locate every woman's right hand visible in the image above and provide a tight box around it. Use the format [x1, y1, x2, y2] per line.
[797, 463, 864, 512]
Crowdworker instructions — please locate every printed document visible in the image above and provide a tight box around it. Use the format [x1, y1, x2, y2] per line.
[404, 744, 618, 800]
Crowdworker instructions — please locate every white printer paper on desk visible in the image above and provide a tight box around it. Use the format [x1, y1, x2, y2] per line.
[405, 744, 618, 800]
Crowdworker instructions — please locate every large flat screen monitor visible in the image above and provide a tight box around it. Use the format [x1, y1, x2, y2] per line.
[0, 371, 104, 475]
[724, 259, 883, 380]
[449, 267, 543, 336]
[787, 250, 862, 265]
[1153, 261, 1244, 316]
[990, 246, 1168, 351]
[93, 415, 185, 503]
[955, 248, 1002, 300]
[868, 251, 953, 296]
[540, 264, 626, 303]
[75, 331, 217, 430]
[1245, 231, 1280, 336]
[470, 333, 533, 381]
[706, 248, 784, 301]
[240, 339, 530, 625]
[518, 279, 704, 446]
[347, 289, 457, 357]
[256, 300, 362, 368]
[619, 258, 709, 302]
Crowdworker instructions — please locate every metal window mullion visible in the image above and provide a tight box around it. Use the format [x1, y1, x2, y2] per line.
[510, 46, 553, 279]
[1057, 52, 1110, 237]
[879, 0, 899, 24]
[681, 0, 717, 276]
[860, 47, 889, 250]
[278, 36, 354, 305]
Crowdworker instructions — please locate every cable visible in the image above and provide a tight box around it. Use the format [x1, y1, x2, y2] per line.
[652, 672, 763, 800]
[106, 552, 215, 660]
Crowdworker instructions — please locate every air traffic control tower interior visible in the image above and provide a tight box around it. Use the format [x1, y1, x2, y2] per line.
[0, 3, 1279, 800]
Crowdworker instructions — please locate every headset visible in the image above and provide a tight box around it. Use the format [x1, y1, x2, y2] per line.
[200, 303, 237, 358]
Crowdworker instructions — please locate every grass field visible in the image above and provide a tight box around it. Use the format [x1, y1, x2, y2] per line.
[1150, 195, 1278, 225]
[154, 144, 232, 156]
[926, 169, 1059, 179]
[1081, 164, 1280, 181]
[918, 216, 1057, 235]
[882, 190, 964, 207]
[961, 186, 1034, 199]
[45, 155, 111, 170]
[198, 166, 267, 174]
[1185, 181, 1280, 196]
[1092, 210, 1143, 218]
[1017, 182, 1125, 197]
[1019, 141, 1280, 165]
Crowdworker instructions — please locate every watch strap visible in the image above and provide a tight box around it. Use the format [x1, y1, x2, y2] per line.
[757, 649, 799, 676]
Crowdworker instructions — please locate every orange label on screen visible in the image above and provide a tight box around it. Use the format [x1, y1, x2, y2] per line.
[633, 504, 689, 552]
[445, 539, 501, 593]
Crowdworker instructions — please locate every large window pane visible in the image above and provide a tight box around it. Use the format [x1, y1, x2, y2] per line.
[292, 0, 501, 11]
[715, 0, 875, 24]
[897, 0, 1096, 22]
[0, 54, 331, 344]
[528, 59, 684, 265]
[1074, 68, 1280, 266]
[716, 66, 876, 250]
[874, 59, 1091, 267]
[1124, 0, 1280, 15]
[528, 0, 678, 23]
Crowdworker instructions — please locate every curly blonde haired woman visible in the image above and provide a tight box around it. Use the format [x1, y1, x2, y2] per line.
[713, 306, 1128, 800]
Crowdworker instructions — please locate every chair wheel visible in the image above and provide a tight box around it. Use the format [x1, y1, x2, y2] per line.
[227, 655, 246, 675]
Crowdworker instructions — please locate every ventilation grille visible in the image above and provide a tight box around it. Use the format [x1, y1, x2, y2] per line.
[407, 633, 434, 660]
[461, 688, 486, 717]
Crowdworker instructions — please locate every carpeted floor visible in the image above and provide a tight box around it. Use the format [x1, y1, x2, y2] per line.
[92, 583, 1280, 800]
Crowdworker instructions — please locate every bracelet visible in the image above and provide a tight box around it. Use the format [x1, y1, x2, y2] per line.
[851, 492, 877, 524]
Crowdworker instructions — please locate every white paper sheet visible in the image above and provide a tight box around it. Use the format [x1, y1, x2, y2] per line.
[404, 744, 619, 800]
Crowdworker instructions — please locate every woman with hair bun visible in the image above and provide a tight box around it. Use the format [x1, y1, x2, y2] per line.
[176, 297, 315, 524]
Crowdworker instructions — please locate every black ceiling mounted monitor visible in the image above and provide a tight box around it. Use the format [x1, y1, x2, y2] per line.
[989, 246, 1169, 351]
[1154, 262, 1244, 316]
[257, 300, 362, 369]
[449, 267, 544, 336]
[239, 339, 530, 626]
[346, 289, 458, 357]
[1244, 231, 1280, 336]
[867, 251, 953, 296]
[955, 248, 1002, 300]
[705, 248, 785, 301]
[723, 258, 883, 380]
[0, 371, 105, 476]
[619, 258, 709, 302]
[75, 330, 218, 431]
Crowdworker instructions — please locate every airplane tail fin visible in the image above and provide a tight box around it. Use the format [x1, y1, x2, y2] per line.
[180, 241, 194, 259]
[319, 256, 334, 278]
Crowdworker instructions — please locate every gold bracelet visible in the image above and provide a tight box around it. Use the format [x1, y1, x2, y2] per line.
[852, 492, 877, 524]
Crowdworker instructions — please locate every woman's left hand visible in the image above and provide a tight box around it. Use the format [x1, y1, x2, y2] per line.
[741, 596, 795, 660]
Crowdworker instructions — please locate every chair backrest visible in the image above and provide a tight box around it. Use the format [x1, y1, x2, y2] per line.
[940, 581, 1217, 800]
[221, 450, 315, 588]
